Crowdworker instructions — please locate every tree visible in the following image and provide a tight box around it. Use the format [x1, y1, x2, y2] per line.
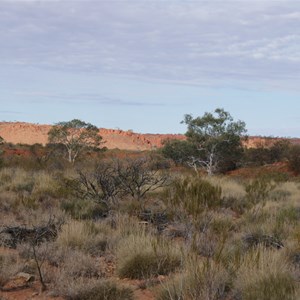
[48, 119, 102, 163]
[182, 108, 247, 175]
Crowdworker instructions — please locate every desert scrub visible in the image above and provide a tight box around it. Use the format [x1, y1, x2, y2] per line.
[0, 168, 34, 193]
[158, 257, 229, 300]
[56, 220, 108, 255]
[116, 233, 182, 279]
[61, 198, 107, 220]
[207, 176, 246, 200]
[245, 177, 276, 206]
[53, 277, 133, 300]
[165, 176, 222, 218]
[0, 252, 21, 287]
[233, 247, 297, 300]
[277, 206, 300, 226]
[62, 250, 102, 278]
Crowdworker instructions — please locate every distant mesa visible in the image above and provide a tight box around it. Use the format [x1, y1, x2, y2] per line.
[0, 122, 299, 150]
[0, 122, 185, 151]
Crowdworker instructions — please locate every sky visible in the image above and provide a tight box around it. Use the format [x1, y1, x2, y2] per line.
[1, 0, 300, 137]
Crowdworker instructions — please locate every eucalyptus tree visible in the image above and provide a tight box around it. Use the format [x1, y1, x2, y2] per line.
[182, 108, 247, 175]
[48, 119, 102, 163]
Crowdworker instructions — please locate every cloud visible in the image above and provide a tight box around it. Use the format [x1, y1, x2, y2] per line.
[13, 91, 165, 106]
[0, 110, 22, 114]
[0, 0, 299, 90]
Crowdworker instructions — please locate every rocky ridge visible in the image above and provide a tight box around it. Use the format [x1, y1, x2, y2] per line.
[0, 122, 299, 150]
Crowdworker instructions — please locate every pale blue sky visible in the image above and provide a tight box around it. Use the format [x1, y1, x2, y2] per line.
[1, 0, 300, 136]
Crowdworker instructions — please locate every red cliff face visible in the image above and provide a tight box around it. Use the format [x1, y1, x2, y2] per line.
[0, 122, 299, 150]
[0, 122, 186, 151]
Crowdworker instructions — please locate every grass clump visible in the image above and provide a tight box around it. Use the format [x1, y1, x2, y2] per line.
[241, 273, 296, 300]
[117, 234, 181, 279]
[245, 177, 276, 205]
[233, 247, 297, 300]
[56, 220, 108, 255]
[158, 257, 229, 300]
[54, 278, 133, 300]
[166, 176, 222, 218]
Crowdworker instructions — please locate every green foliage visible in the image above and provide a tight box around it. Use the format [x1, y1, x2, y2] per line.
[243, 147, 273, 166]
[269, 140, 291, 162]
[243, 140, 291, 167]
[48, 119, 103, 163]
[288, 145, 300, 174]
[161, 139, 197, 165]
[182, 108, 247, 175]
[166, 177, 222, 217]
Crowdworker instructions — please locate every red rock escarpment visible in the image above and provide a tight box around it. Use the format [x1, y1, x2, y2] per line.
[0, 122, 185, 151]
[0, 122, 299, 150]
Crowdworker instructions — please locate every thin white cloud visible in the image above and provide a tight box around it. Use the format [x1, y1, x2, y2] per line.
[13, 91, 165, 106]
[0, 0, 299, 90]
